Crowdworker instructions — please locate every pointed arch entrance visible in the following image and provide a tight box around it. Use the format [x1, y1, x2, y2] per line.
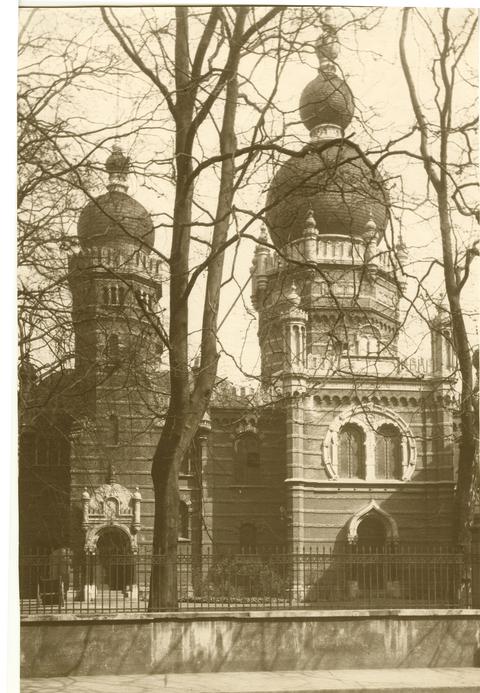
[346, 500, 399, 544]
[357, 514, 386, 549]
[345, 501, 400, 599]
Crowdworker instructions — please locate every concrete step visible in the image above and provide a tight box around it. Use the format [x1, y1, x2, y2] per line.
[20, 668, 480, 692]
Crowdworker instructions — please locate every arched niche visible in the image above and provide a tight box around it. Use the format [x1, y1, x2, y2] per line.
[346, 500, 399, 544]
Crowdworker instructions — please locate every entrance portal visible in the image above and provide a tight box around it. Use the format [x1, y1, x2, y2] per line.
[355, 514, 386, 593]
[96, 528, 133, 592]
[357, 514, 386, 548]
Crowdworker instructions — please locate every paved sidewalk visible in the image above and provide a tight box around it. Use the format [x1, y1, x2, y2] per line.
[20, 668, 480, 692]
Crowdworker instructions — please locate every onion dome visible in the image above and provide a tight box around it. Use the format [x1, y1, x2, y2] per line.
[300, 73, 354, 136]
[266, 11, 389, 249]
[77, 144, 154, 249]
[266, 141, 388, 249]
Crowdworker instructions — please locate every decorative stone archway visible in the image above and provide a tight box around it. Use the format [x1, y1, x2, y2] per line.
[346, 500, 399, 544]
[82, 482, 141, 553]
[81, 483, 142, 601]
[344, 500, 401, 600]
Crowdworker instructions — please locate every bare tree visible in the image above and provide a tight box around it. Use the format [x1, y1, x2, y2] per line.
[399, 7, 478, 546]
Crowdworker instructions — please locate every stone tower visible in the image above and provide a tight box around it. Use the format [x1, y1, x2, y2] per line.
[67, 146, 164, 554]
[251, 14, 455, 552]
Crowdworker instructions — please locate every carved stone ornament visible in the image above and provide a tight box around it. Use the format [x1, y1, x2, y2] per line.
[322, 403, 417, 482]
[82, 482, 141, 554]
[235, 416, 258, 437]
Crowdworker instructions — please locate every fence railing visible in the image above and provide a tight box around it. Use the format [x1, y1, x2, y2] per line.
[19, 544, 475, 614]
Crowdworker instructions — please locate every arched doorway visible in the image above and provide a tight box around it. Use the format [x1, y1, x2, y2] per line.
[96, 528, 132, 592]
[357, 514, 386, 548]
[354, 514, 387, 595]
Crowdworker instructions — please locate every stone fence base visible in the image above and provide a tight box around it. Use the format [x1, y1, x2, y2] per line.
[21, 609, 480, 678]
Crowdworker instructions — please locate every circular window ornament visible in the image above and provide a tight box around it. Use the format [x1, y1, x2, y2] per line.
[322, 403, 416, 481]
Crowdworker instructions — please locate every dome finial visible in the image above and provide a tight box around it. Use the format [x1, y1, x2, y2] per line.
[365, 211, 377, 238]
[396, 228, 408, 263]
[304, 208, 318, 236]
[286, 280, 301, 307]
[259, 224, 269, 243]
[315, 8, 340, 74]
[105, 141, 130, 193]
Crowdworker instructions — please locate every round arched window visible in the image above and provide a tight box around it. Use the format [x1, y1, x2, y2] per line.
[234, 432, 260, 483]
[338, 424, 365, 479]
[375, 424, 402, 479]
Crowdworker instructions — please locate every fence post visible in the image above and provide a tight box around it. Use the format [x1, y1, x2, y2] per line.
[470, 513, 480, 608]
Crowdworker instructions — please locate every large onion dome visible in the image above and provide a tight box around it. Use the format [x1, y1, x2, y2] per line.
[266, 141, 388, 249]
[266, 10, 389, 249]
[77, 145, 154, 249]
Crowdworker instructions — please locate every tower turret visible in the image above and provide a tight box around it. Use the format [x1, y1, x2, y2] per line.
[431, 299, 456, 377]
[68, 145, 163, 378]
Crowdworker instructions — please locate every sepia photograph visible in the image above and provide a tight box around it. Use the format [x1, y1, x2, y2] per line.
[13, 3, 480, 692]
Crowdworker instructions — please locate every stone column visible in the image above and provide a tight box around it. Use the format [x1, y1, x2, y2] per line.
[83, 550, 97, 602]
[285, 393, 305, 603]
[197, 416, 212, 595]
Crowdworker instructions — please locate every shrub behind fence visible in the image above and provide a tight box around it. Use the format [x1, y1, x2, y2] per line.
[19, 543, 472, 614]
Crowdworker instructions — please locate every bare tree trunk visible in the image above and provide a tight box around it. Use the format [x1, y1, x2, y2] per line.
[400, 8, 478, 547]
[148, 6, 248, 610]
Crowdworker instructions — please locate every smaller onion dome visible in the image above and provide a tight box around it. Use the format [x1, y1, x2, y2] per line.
[299, 9, 354, 139]
[77, 145, 154, 250]
[300, 73, 354, 134]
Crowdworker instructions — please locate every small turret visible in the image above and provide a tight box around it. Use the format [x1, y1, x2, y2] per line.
[431, 298, 455, 377]
[364, 213, 378, 270]
[302, 208, 319, 261]
[251, 226, 270, 308]
[105, 143, 130, 193]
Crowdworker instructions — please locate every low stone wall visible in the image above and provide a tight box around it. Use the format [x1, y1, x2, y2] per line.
[21, 609, 480, 678]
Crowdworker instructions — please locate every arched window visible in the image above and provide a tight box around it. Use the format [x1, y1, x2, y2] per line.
[235, 432, 260, 483]
[239, 523, 257, 553]
[338, 424, 365, 479]
[179, 501, 189, 540]
[106, 334, 120, 364]
[357, 336, 368, 356]
[368, 337, 379, 356]
[109, 414, 119, 445]
[181, 439, 199, 475]
[375, 424, 402, 479]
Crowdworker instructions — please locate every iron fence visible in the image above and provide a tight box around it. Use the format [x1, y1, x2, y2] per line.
[19, 544, 475, 614]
